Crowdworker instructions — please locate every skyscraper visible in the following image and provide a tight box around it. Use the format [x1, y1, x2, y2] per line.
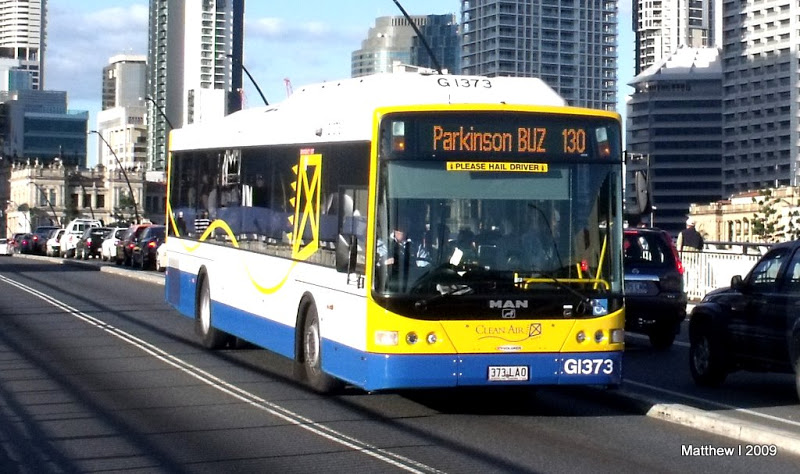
[146, 0, 244, 173]
[721, 0, 799, 195]
[97, 55, 147, 171]
[352, 15, 459, 77]
[0, 0, 45, 89]
[460, 0, 617, 110]
[633, 0, 716, 75]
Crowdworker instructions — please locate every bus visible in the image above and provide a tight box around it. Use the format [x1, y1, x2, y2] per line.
[164, 72, 625, 392]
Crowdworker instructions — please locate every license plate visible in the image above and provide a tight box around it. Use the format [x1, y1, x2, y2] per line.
[488, 365, 529, 381]
[625, 281, 650, 295]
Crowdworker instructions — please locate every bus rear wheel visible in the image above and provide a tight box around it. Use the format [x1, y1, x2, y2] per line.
[195, 274, 231, 349]
[300, 305, 342, 393]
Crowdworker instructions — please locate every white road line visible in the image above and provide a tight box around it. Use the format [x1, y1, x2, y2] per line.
[0, 274, 444, 474]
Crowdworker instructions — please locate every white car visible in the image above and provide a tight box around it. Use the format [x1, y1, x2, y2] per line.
[101, 227, 127, 261]
[46, 229, 66, 257]
[59, 218, 102, 258]
[155, 241, 168, 272]
[0, 238, 12, 256]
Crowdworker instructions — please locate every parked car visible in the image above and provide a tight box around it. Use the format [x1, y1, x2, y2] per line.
[623, 227, 687, 349]
[115, 224, 152, 266]
[60, 218, 102, 258]
[688, 239, 800, 399]
[101, 227, 127, 261]
[16, 233, 34, 254]
[9, 233, 26, 254]
[46, 228, 66, 257]
[0, 238, 12, 256]
[31, 225, 59, 255]
[131, 225, 165, 270]
[75, 227, 112, 260]
[155, 241, 168, 272]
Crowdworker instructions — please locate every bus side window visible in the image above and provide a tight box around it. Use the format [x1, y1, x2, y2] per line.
[335, 187, 367, 274]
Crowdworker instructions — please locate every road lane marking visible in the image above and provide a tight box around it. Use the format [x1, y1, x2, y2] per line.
[0, 274, 444, 474]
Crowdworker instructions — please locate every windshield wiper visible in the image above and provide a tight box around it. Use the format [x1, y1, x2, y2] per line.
[414, 283, 474, 310]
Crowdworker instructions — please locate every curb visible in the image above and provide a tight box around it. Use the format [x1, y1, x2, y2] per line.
[614, 388, 800, 455]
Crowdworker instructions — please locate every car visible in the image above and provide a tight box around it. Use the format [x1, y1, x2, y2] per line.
[46, 228, 66, 257]
[115, 223, 152, 266]
[623, 227, 687, 349]
[131, 225, 165, 270]
[101, 227, 127, 261]
[16, 233, 35, 254]
[155, 241, 168, 272]
[688, 239, 800, 399]
[0, 238, 12, 256]
[9, 233, 26, 254]
[60, 218, 102, 258]
[75, 227, 112, 259]
[31, 225, 59, 255]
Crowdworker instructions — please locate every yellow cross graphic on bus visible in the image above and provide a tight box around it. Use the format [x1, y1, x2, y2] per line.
[287, 153, 322, 260]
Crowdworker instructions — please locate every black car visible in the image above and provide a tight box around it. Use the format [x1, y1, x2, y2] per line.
[31, 225, 59, 255]
[623, 227, 687, 349]
[15, 233, 35, 254]
[75, 227, 112, 259]
[115, 224, 152, 266]
[688, 239, 800, 399]
[131, 225, 165, 270]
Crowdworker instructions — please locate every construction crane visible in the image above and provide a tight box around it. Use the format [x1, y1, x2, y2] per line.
[284, 78, 293, 97]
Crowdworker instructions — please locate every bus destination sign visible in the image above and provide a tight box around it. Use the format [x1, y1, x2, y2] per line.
[432, 125, 587, 155]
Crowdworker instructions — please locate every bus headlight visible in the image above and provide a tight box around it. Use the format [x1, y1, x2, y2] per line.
[594, 330, 605, 343]
[406, 332, 419, 345]
[576, 330, 586, 343]
[426, 332, 438, 344]
[610, 329, 625, 344]
[375, 330, 399, 346]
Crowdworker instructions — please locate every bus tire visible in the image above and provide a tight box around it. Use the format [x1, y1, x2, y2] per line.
[195, 274, 231, 349]
[299, 304, 342, 393]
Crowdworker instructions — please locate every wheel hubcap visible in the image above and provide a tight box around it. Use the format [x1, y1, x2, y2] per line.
[693, 337, 710, 373]
[305, 322, 320, 368]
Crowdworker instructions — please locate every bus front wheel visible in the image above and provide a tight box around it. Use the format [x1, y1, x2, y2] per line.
[299, 305, 342, 393]
[195, 274, 231, 349]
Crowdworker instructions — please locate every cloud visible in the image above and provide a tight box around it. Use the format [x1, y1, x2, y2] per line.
[46, 4, 148, 102]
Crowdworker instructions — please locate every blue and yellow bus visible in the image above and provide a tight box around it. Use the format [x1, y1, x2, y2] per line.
[164, 73, 625, 392]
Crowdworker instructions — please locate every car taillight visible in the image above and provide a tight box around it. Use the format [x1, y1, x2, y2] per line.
[669, 245, 684, 275]
[87, 238, 92, 244]
[33, 235, 39, 242]
[148, 241, 157, 249]
[128, 243, 135, 249]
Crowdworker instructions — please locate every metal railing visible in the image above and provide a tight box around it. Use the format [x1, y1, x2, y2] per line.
[680, 250, 762, 301]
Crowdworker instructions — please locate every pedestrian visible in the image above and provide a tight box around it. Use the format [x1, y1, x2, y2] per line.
[677, 218, 704, 252]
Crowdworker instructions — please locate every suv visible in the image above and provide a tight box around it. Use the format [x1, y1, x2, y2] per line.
[31, 225, 59, 255]
[623, 227, 687, 349]
[60, 218, 102, 258]
[75, 227, 111, 259]
[689, 240, 800, 399]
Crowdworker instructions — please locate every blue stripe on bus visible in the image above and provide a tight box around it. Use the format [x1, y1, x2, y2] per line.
[166, 267, 622, 391]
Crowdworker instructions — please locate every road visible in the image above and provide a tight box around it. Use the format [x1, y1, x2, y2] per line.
[0, 256, 799, 472]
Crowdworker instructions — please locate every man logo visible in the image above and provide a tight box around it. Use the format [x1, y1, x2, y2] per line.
[490, 300, 529, 309]
[502, 308, 516, 319]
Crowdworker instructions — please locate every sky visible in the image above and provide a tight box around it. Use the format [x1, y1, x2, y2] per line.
[45, 0, 634, 165]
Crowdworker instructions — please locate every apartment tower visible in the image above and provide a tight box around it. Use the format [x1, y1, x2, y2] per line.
[0, 0, 45, 89]
[460, 0, 618, 110]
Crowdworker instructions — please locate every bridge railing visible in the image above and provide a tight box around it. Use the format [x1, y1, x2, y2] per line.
[679, 249, 762, 301]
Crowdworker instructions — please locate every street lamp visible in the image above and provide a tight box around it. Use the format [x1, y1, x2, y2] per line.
[225, 54, 269, 106]
[142, 96, 174, 129]
[89, 130, 141, 224]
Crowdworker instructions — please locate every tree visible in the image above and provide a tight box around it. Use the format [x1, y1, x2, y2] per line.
[751, 188, 800, 242]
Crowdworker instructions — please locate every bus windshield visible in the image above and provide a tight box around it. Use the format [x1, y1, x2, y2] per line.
[372, 112, 623, 315]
